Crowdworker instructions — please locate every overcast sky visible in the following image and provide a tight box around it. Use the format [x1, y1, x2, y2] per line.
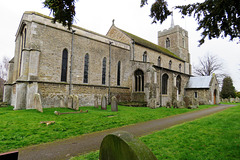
[0, 0, 239, 90]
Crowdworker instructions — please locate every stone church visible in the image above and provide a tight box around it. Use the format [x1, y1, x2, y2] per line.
[3, 11, 220, 110]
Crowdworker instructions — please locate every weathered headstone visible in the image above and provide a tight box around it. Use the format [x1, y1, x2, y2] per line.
[111, 96, 118, 111]
[73, 95, 79, 110]
[94, 95, 99, 108]
[101, 96, 107, 110]
[60, 96, 65, 108]
[230, 98, 235, 103]
[68, 95, 73, 109]
[34, 93, 43, 112]
[149, 98, 156, 109]
[235, 97, 240, 103]
[99, 131, 157, 160]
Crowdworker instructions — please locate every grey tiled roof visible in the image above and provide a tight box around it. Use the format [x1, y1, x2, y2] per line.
[186, 76, 212, 89]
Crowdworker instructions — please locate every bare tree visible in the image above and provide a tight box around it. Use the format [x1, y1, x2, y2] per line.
[194, 53, 223, 76]
[194, 53, 227, 88]
[0, 56, 10, 81]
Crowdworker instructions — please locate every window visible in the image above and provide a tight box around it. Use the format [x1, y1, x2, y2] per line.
[158, 56, 161, 67]
[83, 53, 89, 83]
[61, 49, 68, 82]
[143, 51, 147, 62]
[162, 74, 169, 94]
[166, 38, 170, 48]
[182, 38, 185, 48]
[134, 69, 144, 92]
[194, 92, 198, 98]
[179, 64, 182, 72]
[169, 60, 172, 69]
[102, 57, 106, 85]
[117, 61, 121, 86]
[176, 75, 181, 94]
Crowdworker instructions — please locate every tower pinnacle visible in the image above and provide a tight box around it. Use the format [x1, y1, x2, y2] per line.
[171, 12, 174, 28]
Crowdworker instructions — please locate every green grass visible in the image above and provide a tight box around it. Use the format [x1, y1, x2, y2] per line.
[0, 104, 215, 153]
[72, 104, 240, 160]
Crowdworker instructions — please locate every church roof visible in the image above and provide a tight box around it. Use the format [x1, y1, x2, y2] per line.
[186, 76, 212, 89]
[118, 28, 182, 61]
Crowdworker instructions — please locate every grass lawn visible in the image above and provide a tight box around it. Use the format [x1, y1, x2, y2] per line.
[0, 104, 215, 153]
[72, 104, 240, 160]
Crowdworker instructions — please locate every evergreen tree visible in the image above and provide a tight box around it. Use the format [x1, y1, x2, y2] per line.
[220, 76, 236, 99]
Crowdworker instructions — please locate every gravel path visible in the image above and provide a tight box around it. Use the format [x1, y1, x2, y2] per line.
[18, 105, 234, 160]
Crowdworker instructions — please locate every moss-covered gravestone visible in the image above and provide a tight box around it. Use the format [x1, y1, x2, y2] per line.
[111, 96, 118, 111]
[99, 131, 157, 160]
[101, 96, 107, 110]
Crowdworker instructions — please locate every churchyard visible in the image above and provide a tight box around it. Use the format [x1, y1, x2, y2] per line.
[72, 104, 240, 160]
[0, 104, 216, 153]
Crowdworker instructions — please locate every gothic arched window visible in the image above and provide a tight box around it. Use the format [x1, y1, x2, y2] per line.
[102, 57, 106, 85]
[176, 75, 181, 94]
[158, 56, 161, 67]
[166, 38, 170, 48]
[179, 63, 182, 72]
[182, 38, 185, 48]
[117, 61, 121, 86]
[143, 51, 147, 62]
[61, 49, 68, 82]
[169, 60, 172, 69]
[162, 74, 169, 94]
[83, 53, 89, 83]
[134, 69, 144, 92]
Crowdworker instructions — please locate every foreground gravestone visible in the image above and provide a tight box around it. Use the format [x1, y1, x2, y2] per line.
[34, 93, 43, 112]
[101, 96, 107, 110]
[111, 96, 118, 111]
[99, 131, 157, 160]
[0, 151, 18, 160]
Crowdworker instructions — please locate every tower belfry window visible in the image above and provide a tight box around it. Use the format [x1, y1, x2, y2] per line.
[166, 38, 170, 48]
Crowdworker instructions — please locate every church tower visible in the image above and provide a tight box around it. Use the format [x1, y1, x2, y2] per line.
[158, 23, 190, 63]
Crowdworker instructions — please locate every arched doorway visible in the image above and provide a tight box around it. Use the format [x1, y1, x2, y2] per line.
[214, 89, 217, 104]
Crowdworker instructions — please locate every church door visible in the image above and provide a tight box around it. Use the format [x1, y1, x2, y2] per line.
[214, 89, 217, 104]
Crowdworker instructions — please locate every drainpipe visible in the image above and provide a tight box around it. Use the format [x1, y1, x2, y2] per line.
[160, 67, 162, 107]
[69, 29, 76, 95]
[108, 41, 113, 104]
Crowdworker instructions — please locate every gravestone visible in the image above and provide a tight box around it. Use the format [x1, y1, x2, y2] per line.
[99, 131, 157, 160]
[94, 95, 99, 108]
[235, 97, 240, 103]
[149, 98, 156, 109]
[34, 93, 43, 112]
[101, 96, 107, 110]
[68, 95, 73, 109]
[111, 96, 118, 111]
[60, 96, 65, 108]
[73, 95, 79, 110]
[230, 98, 235, 103]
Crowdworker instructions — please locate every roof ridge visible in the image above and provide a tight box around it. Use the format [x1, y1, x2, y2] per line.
[116, 27, 182, 61]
